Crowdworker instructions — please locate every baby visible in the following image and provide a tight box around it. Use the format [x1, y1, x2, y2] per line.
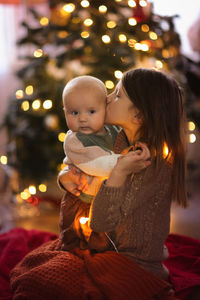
[60, 75, 121, 203]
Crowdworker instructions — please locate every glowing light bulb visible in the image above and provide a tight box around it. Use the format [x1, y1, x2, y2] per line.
[102, 35, 111, 43]
[84, 18, 93, 26]
[119, 34, 127, 43]
[25, 85, 33, 95]
[99, 5, 107, 13]
[16, 89, 24, 99]
[128, 18, 137, 26]
[40, 17, 49, 26]
[62, 3, 75, 13]
[20, 191, 30, 200]
[189, 133, 196, 143]
[81, 0, 90, 8]
[58, 132, 66, 142]
[149, 31, 158, 40]
[105, 80, 114, 89]
[32, 99, 41, 110]
[39, 184, 47, 192]
[34, 49, 43, 58]
[80, 217, 89, 224]
[128, 39, 137, 47]
[139, 0, 147, 7]
[128, 0, 136, 7]
[163, 144, 169, 158]
[0, 155, 7, 165]
[155, 60, 163, 69]
[81, 31, 90, 38]
[114, 70, 123, 79]
[134, 43, 141, 50]
[43, 99, 53, 109]
[140, 43, 149, 51]
[107, 21, 116, 29]
[29, 185, 36, 195]
[188, 121, 195, 131]
[21, 101, 30, 111]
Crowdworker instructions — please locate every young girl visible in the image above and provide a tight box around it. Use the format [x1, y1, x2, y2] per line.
[10, 68, 186, 299]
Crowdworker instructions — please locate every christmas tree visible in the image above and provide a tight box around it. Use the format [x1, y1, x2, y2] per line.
[3, 0, 196, 201]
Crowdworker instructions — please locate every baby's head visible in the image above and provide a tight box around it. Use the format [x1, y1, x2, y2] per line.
[63, 76, 107, 135]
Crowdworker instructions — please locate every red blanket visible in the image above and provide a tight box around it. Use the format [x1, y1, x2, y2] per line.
[0, 228, 200, 300]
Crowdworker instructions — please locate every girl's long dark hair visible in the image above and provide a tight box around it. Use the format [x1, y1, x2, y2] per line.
[122, 68, 187, 207]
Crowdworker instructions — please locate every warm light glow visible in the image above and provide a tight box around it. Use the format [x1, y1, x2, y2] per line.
[149, 31, 158, 40]
[16, 89, 24, 99]
[105, 80, 114, 89]
[0, 155, 7, 165]
[62, 3, 75, 13]
[58, 31, 68, 38]
[163, 144, 169, 158]
[81, 0, 90, 8]
[119, 34, 127, 43]
[81, 31, 90, 38]
[128, 0, 136, 7]
[102, 35, 111, 43]
[141, 24, 149, 32]
[16, 194, 23, 203]
[99, 5, 107, 13]
[21, 101, 30, 111]
[57, 163, 66, 171]
[43, 99, 53, 109]
[114, 70, 123, 79]
[128, 18, 137, 26]
[39, 184, 47, 192]
[128, 39, 137, 47]
[32, 99, 41, 110]
[40, 17, 49, 26]
[34, 49, 43, 58]
[84, 18, 93, 26]
[162, 49, 170, 58]
[29, 185, 36, 195]
[25, 85, 33, 95]
[79, 217, 89, 224]
[155, 60, 163, 69]
[189, 133, 196, 143]
[140, 43, 149, 51]
[58, 132, 66, 142]
[107, 21, 116, 28]
[188, 121, 195, 131]
[134, 43, 141, 50]
[20, 191, 30, 200]
[139, 0, 147, 7]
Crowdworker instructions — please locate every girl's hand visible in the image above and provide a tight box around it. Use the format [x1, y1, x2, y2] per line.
[59, 166, 88, 196]
[106, 142, 151, 187]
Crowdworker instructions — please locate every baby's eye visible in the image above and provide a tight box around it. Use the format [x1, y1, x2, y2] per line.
[89, 110, 95, 114]
[72, 111, 78, 115]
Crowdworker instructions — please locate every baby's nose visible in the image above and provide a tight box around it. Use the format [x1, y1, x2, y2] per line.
[79, 113, 87, 121]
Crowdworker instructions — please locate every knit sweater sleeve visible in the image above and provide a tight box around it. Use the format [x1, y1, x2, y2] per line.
[89, 160, 172, 232]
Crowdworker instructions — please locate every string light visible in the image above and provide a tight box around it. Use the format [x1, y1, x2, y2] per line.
[38, 184, 47, 192]
[162, 49, 170, 58]
[119, 34, 127, 43]
[99, 5, 107, 13]
[114, 70, 123, 79]
[105, 80, 114, 89]
[80, 0, 90, 8]
[141, 24, 149, 32]
[128, 18, 137, 26]
[139, 0, 147, 7]
[21, 101, 30, 111]
[58, 31, 68, 38]
[140, 43, 149, 51]
[189, 133, 196, 143]
[188, 121, 195, 131]
[134, 43, 141, 50]
[20, 190, 30, 200]
[149, 31, 158, 40]
[40, 17, 49, 26]
[155, 60, 163, 69]
[107, 21, 116, 29]
[0, 155, 7, 165]
[58, 132, 66, 142]
[57, 163, 66, 171]
[128, 39, 137, 47]
[32, 99, 41, 110]
[128, 0, 136, 8]
[16, 89, 24, 99]
[102, 35, 111, 43]
[34, 49, 43, 58]
[81, 31, 90, 38]
[29, 185, 36, 195]
[83, 18, 93, 26]
[62, 3, 75, 13]
[43, 99, 53, 109]
[163, 144, 169, 158]
[25, 85, 33, 95]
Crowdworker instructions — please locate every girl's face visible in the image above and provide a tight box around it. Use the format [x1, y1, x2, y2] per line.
[105, 80, 141, 133]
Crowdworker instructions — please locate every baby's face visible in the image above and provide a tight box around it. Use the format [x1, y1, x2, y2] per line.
[64, 86, 106, 135]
